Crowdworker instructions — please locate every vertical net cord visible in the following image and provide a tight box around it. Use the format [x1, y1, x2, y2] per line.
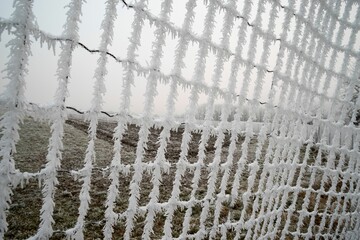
[136, 1, 174, 239]
[163, 0, 197, 124]
[318, 1, 359, 237]
[0, 0, 34, 238]
[251, 0, 297, 238]
[176, 0, 237, 238]
[315, 2, 354, 238]
[271, 0, 326, 237]
[328, 2, 360, 237]
[65, 0, 120, 239]
[228, 1, 270, 238]
[196, 1, 237, 238]
[281, 2, 334, 238]
[20, 0, 84, 239]
[240, 1, 278, 239]
[103, 0, 146, 238]
[272, 2, 330, 239]
[226, 0, 254, 211]
[161, 2, 198, 239]
[187, 0, 218, 233]
[162, 0, 218, 239]
[261, 1, 326, 238]
[293, 1, 342, 236]
[294, 1, 354, 238]
[209, 2, 253, 239]
[30, 0, 84, 238]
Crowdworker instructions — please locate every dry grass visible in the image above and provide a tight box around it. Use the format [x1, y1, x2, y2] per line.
[2, 114, 354, 239]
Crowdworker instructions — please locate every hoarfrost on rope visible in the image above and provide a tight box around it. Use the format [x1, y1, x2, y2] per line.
[0, 0, 360, 239]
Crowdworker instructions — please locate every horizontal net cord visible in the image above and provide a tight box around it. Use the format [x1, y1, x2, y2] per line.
[1, 19, 356, 107]
[1, 23, 356, 113]
[123, 0, 360, 30]
[13, 105, 358, 199]
[128, 0, 360, 60]
[128, 4, 359, 80]
[0, 32, 355, 130]
[213, 0, 360, 56]
[15, 184, 357, 239]
[14, 93, 360, 140]
[2, 5, 359, 79]
[17, 100, 360, 149]
[8, 135, 359, 189]
[219, 206, 360, 230]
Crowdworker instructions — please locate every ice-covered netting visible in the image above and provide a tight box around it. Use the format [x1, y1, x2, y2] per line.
[1, 0, 360, 239]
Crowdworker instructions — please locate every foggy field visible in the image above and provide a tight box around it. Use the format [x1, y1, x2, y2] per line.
[4, 115, 351, 239]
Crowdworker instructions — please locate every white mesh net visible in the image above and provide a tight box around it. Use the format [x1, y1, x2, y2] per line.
[1, 0, 360, 239]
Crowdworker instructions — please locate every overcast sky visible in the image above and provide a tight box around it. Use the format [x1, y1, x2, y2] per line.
[0, 0, 359, 116]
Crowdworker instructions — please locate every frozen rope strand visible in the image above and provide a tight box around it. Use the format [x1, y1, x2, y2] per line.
[139, 0, 174, 239]
[65, 0, 119, 239]
[103, 0, 146, 239]
[29, 0, 84, 239]
[0, 0, 35, 237]
[179, 0, 237, 238]
[160, 1, 198, 238]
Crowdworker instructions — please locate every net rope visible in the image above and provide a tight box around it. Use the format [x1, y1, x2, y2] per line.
[0, 0, 360, 239]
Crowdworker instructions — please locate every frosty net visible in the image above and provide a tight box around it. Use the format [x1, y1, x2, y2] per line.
[1, 0, 360, 239]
